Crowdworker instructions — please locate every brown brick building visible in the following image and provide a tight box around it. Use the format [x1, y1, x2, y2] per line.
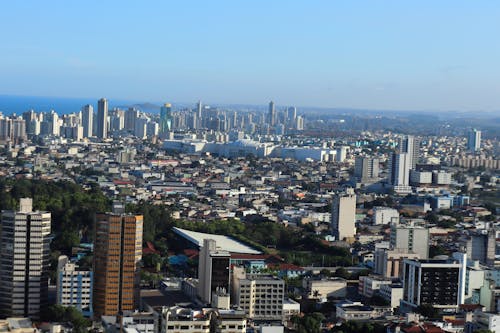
[93, 209, 143, 318]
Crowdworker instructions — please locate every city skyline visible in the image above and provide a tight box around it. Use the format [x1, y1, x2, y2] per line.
[1, 2, 500, 111]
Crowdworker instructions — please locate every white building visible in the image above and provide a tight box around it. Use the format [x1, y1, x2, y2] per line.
[0, 198, 51, 319]
[409, 170, 432, 185]
[331, 188, 356, 241]
[373, 207, 399, 225]
[302, 277, 347, 299]
[379, 283, 404, 309]
[197, 239, 230, 304]
[390, 152, 412, 193]
[56, 255, 93, 317]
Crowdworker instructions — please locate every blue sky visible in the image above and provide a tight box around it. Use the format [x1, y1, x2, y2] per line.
[1, 1, 500, 111]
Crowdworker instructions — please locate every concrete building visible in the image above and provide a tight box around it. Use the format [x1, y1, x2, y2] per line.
[390, 223, 429, 259]
[409, 170, 432, 185]
[467, 230, 496, 266]
[372, 207, 399, 225]
[0, 198, 51, 319]
[402, 258, 463, 311]
[354, 157, 379, 183]
[102, 311, 159, 333]
[81, 104, 93, 138]
[358, 275, 393, 298]
[232, 268, 284, 322]
[399, 135, 420, 169]
[162, 306, 246, 333]
[374, 248, 420, 278]
[97, 98, 108, 139]
[93, 204, 143, 317]
[197, 239, 231, 304]
[379, 283, 404, 309]
[302, 277, 347, 299]
[56, 255, 93, 317]
[331, 188, 356, 241]
[389, 152, 412, 193]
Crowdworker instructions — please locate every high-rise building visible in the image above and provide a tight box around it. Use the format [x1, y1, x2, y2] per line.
[160, 103, 173, 135]
[81, 104, 94, 138]
[389, 152, 411, 191]
[390, 223, 429, 259]
[93, 205, 143, 318]
[268, 101, 276, 126]
[402, 258, 463, 311]
[331, 188, 357, 241]
[232, 267, 285, 321]
[56, 255, 93, 317]
[97, 98, 108, 139]
[467, 128, 481, 152]
[0, 198, 51, 319]
[354, 157, 379, 182]
[124, 108, 139, 133]
[287, 106, 297, 125]
[197, 239, 230, 305]
[466, 229, 496, 266]
[399, 135, 420, 169]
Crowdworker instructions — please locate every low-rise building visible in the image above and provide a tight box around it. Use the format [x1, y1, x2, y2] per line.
[302, 277, 347, 299]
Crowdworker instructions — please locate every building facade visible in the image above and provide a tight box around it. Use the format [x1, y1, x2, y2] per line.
[331, 188, 357, 241]
[93, 208, 143, 317]
[56, 255, 93, 317]
[0, 198, 51, 319]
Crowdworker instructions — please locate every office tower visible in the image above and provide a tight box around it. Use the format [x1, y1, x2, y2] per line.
[389, 152, 411, 188]
[287, 106, 297, 124]
[390, 223, 429, 259]
[124, 107, 139, 133]
[57, 255, 93, 317]
[110, 109, 125, 132]
[402, 258, 463, 310]
[268, 101, 276, 126]
[81, 105, 94, 138]
[93, 205, 143, 317]
[197, 100, 203, 119]
[399, 135, 420, 169]
[160, 103, 173, 135]
[354, 157, 379, 182]
[197, 239, 230, 304]
[295, 115, 304, 130]
[97, 98, 108, 139]
[0, 198, 51, 319]
[467, 128, 481, 152]
[467, 229, 496, 266]
[232, 267, 285, 321]
[331, 188, 357, 241]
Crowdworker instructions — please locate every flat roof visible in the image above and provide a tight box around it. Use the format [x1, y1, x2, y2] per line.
[173, 227, 261, 254]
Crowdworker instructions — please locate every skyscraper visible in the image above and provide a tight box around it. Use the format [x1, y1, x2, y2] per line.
[81, 104, 94, 138]
[467, 128, 481, 152]
[160, 103, 173, 135]
[331, 188, 357, 241]
[97, 98, 108, 139]
[0, 198, 51, 319]
[124, 107, 139, 133]
[399, 135, 419, 169]
[389, 152, 411, 190]
[268, 101, 276, 126]
[93, 204, 143, 318]
[197, 239, 230, 304]
[354, 157, 379, 182]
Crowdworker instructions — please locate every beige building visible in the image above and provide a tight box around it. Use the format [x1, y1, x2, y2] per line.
[162, 307, 246, 333]
[374, 248, 420, 278]
[302, 277, 347, 299]
[390, 223, 429, 259]
[232, 268, 284, 321]
[331, 188, 356, 241]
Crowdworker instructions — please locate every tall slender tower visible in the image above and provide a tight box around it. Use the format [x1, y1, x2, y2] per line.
[467, 129, 481, 152]
[81, 104, 94, 138]
[399, 135, 419, 169]
[0, 198, 51, 319]
[160, 103, 172, 135]
[97, 98, 108, 139]
[268, 101, 276, 126]
[331, 188, 357, 241]
[197, 239, 230, 304]
[93, 204, 143, 318]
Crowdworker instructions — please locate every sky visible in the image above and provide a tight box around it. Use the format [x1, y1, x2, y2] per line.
[1, 1, 500, 111]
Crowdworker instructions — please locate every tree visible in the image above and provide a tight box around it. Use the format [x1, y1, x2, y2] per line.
[416, 303, 439, 319]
